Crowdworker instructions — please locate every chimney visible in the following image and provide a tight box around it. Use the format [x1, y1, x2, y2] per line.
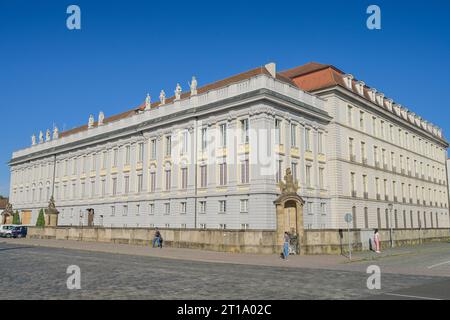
[265, 62, 276, 78]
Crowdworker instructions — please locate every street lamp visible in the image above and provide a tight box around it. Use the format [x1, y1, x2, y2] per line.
[388, 203, 393, 248]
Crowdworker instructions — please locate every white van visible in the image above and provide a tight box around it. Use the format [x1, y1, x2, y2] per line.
[0, 225, 16, 237]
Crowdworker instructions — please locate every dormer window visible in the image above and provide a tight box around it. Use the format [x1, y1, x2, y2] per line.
[343, 74, 354, 89]
[385, 98, 393, 111]
[368, 88, 377, 102]
[355, 81, 365, 96]
[375, 92, 385, 106]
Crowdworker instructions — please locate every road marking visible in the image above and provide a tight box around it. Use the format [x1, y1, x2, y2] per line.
[427, 260, 450, 269]
[384, 293, 442, 300]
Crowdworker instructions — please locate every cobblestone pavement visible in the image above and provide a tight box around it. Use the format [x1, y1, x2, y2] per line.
[1, 241, 449, 300]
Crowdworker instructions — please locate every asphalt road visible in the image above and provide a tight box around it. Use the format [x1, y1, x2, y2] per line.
[1, 242, 449, 300]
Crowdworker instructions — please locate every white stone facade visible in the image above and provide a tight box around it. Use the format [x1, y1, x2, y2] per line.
[9, 63, 450, 230]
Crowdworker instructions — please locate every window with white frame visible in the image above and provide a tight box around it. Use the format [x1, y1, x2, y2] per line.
[291, 123, 297, 147]
[181, 131, 189, 155]
[240, 199, 248, 213]
[113, 149, 118, 167]
[149, 203, 154, 215]
[219, 161, 227, 186]
[112, 177, 117, 196]
[219, 200, 226, 213]
[240, 118, 249, 144]
[306, 164, 312, 187]
[123, 205, 128, 216]
[276, 160, 283, 183]
[150, 171, 156, 192]
[165, 169, 171, 191]
[240, 159, 249, 184]
[181, 167, 188, 189]
[124, 176, 130, 194]
[318, 132, 324, 154]
[220, 123, 227, 147]
[150, 139, 157, 159]
[180, 202, 187, 214]
[137, 174, 143, 193]
[138, 142, 144, 163]
[275, 119, 282, 145]
[111, 206, 115, 216]
[164, 203, 170, 215]
[201, 128, 207, 151]
[125, 146, 131, 166]
[200, 165, 207, 188]
[305, 128, 311, 151]
[291, 162, 297, 182]
[165, 136, 171, 157]
[199, 201, 206, 214]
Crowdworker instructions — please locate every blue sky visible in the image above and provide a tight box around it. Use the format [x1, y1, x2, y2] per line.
[1, 0, 449, 196]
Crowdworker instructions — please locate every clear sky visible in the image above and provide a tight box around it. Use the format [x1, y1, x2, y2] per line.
[1, 0, 450, 197]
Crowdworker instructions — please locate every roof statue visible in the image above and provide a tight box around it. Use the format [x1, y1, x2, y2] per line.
[31, 134, 36, 146]
[39, 131, 44, 144]
[98, 112, 105, 126]
[88, 115, 95, 129]
[53, 126, 59, 139]
[145, 93, 151, 110]
[174, 83, 182, 100]
[159, 90, 166, 105]
[189, 76, 197, 96]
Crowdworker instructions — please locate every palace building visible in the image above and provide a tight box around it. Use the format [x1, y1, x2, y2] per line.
[8, 62, 450, 231]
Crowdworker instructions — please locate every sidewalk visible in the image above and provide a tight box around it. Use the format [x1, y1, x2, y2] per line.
[0, 237, 423, 270]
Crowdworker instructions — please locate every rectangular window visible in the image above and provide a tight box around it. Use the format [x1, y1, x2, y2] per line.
[305, 128, 311, 151]
[101, 180, 106, 197]
[240, 199, 248, 213]
[113, 149, 118, 167]
[219, 162, 227, 186]
[200, 165, 207, 188]
[102, 151, 108, 169]
[201, 128, 207, 151]
[347, 106, 353, 126]
[290, 124, 297, 147]
[123, 205, 128, 216]
[125, 146, 131, 166]
[150, 139, 157, 159]
[276, 160, 283, 183]
[149, 203, 155, 215]
[319, 168, 324, 189]
[91, 154, 96, 171]
[199, 201, 206, 214]
[359, 111, 364, 130]
[165, 169, 171, 191]
[181, 167, 188, 190]
[241, 119, 249, 144]
[90, 181, 95, 198]
[291, 162, 297, 182]
[138, 143, 144, 163]
[180, 202, 187, 214]
[124, 176, 130, 194]
[219, 200, 227, 213]
[111, 206, 116, 217]
[137, 174, 143, 193]
[318, 132, 324, 154]
[112, 178, 117, 196]
[220, 123, 227, 147]
[181, 131, 189, 155]
[275, 119, 281, 145]
[165, 136, 171, 157]
[240, 159, 249, 184]
[164, 203, 170, 215]
[150, 172, 156, 193]
[306, 165, 312, 187]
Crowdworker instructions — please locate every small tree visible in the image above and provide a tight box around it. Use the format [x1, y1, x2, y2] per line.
[12, 210, 21, 225]
[36, 209, 45, 227]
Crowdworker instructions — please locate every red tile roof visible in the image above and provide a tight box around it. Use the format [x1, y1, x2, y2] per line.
[59, 65, 295, 139]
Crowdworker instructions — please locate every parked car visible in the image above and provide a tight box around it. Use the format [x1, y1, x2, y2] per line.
[11, 226, 27, 238]
[0, 224, 16, 238]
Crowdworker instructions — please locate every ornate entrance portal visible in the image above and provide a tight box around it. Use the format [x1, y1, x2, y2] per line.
[274, 168, 305, 255]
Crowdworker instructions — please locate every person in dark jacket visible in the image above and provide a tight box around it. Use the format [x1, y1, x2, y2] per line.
[152, 228, 161, 248]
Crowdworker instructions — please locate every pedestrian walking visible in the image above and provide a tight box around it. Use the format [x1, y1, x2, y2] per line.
[374, 229, 381, 253]
[152, 228, 161, 248]
[283, 232, 290, 260]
